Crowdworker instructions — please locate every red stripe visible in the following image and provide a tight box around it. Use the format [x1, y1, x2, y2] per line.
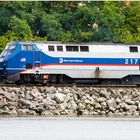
[41, 64, 139, 66]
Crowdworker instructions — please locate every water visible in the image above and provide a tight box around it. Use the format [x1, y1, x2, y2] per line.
[0, 117, 140, 140]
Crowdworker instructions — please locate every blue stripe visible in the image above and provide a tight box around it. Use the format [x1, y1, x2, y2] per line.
[4, 51, 140, 74]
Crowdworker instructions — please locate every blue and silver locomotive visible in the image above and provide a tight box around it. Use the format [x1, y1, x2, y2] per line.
[0, 41, 140, 85]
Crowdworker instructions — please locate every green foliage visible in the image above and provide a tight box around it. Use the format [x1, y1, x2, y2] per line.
[9, 16, 32, 39]
[0, 1, 139, 51]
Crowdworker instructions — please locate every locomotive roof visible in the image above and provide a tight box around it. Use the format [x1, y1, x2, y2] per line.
[9, 41, 140, 46]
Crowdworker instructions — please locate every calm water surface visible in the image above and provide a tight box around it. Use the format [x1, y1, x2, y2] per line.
[0, 117, 140, 140]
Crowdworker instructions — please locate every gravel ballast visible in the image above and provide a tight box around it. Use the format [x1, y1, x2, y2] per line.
[0, 86, 140, 117]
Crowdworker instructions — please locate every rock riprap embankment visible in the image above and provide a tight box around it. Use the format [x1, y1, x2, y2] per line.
[0, 86, 140, 116]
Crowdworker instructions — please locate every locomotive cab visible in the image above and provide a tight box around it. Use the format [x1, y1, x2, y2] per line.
[0, 41, 44, 83]
[0, 43, 18, 81]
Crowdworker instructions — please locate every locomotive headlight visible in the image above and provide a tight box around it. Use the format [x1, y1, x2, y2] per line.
[0, 58, 4, 62]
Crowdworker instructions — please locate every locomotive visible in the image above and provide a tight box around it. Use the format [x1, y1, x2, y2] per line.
[0, 41, 140, 85]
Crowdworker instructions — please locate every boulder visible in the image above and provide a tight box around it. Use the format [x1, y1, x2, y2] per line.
[115, 97, 122, 104]
[125, 98, 134, 105]
[138, 103, 140, 110]
[54, 93, 66, 103]
[97, 97, 106, 103]
[63, 88, 70, 94]
[107, 99, 117, 108]
[17, 109, 36, 115]
[3, 92, 18, 101]
[68, 100, 77, 110]
[2, 109, 17, 116]
[0, 97, 7, 108]
[41, 111, 53, 116]
[82, 110, 89, 115]
[58, 104, 65, 111]
[57, 88, 63, 93]
[78, 103, 85, 110]
[99, 89, 111, 99]
[95, 103, 101, 109]
[18, 99, 36, 109]
[84, 99, 91, 104]
[109, 107, 116, 112]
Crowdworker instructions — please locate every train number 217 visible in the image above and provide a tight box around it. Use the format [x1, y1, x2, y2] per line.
[125, 59, 139, 64]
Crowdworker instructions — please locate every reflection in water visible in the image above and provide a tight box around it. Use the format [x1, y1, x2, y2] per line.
[0, 117, 140, 140]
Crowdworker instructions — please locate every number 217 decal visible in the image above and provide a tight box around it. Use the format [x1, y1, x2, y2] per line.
[125, 59, 139, 64]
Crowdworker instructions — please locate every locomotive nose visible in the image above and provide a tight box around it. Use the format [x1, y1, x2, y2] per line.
[0, 58, 7, 82]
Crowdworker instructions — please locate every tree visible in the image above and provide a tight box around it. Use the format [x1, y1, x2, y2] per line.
[9, 16, 32, 39]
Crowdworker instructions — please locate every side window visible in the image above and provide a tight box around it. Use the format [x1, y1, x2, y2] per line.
[48, 45, 55, 51]
[129, 46, 138, 53]
[66, 46, 79, 52]
[28, 45, 33, 51]
[66, 46, 72, 51]
[22, 45, 33, 51]
[22, 45, 27, 51]
[80, 46, 89, 52]
[57, 46, 63, 51]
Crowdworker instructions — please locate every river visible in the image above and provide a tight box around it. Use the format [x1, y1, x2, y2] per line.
[0, 117, 140, 140]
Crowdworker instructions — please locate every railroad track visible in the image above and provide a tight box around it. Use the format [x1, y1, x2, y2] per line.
[0, 83, 138, 88]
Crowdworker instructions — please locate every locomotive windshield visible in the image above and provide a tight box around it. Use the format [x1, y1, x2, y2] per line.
[0, 45, 16, 58]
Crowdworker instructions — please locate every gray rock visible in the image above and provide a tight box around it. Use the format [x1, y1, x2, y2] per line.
[43, 97, 56, 106]
[121, 103, 137, 112]
[125, 99, 134, 105]
[34, 107, 45, 114]
[99, 89, 111, 99]
[0, 88, 4, 94]
[63, 88, 70, 94]
[92, 111, 98, 115]
[54, 93, 66, 103]
[64, 93, 71, 103]
[138, 103, 140, 110]
[17, 109, 36, 115]
[0, 97, 7, 108]
[85, 94, 92, 101]
[53, 110, 60, 115]
[101, 101, 107, 107]
[68, 100, 77, 110]
[90, 99, 97, 105]
[49, 86, 56, 94]
[108, 111, 114, 116]
[57, 88, 63, 93]
[128, 105, 137, 111]
[4, 92, 17, 101]
[84, 99, 91, 104]
[95, 103, 101, 109]
[26, 93, 34, 100]
[115, 97, 122, 104]
[97, 97, 106, 103]
[18, 99, 35, 109]
[107, 99, 117, 108]
[132, 111, 139, 116]
[100, 111, 106, 115]
[86, 104, 91, 110]
[82, 110, 89, 115]
[60, 111, 68, 115]
[109, 107, 116, 112]
[30, 91, 41, 98]
[2, 109, 17, 115]
[73, 94, 78, 101]
[41, 111, 53, 116]
[38, 87, 46, 93]
[58, 104, 65, 111]
[78, 103, 85, 110]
